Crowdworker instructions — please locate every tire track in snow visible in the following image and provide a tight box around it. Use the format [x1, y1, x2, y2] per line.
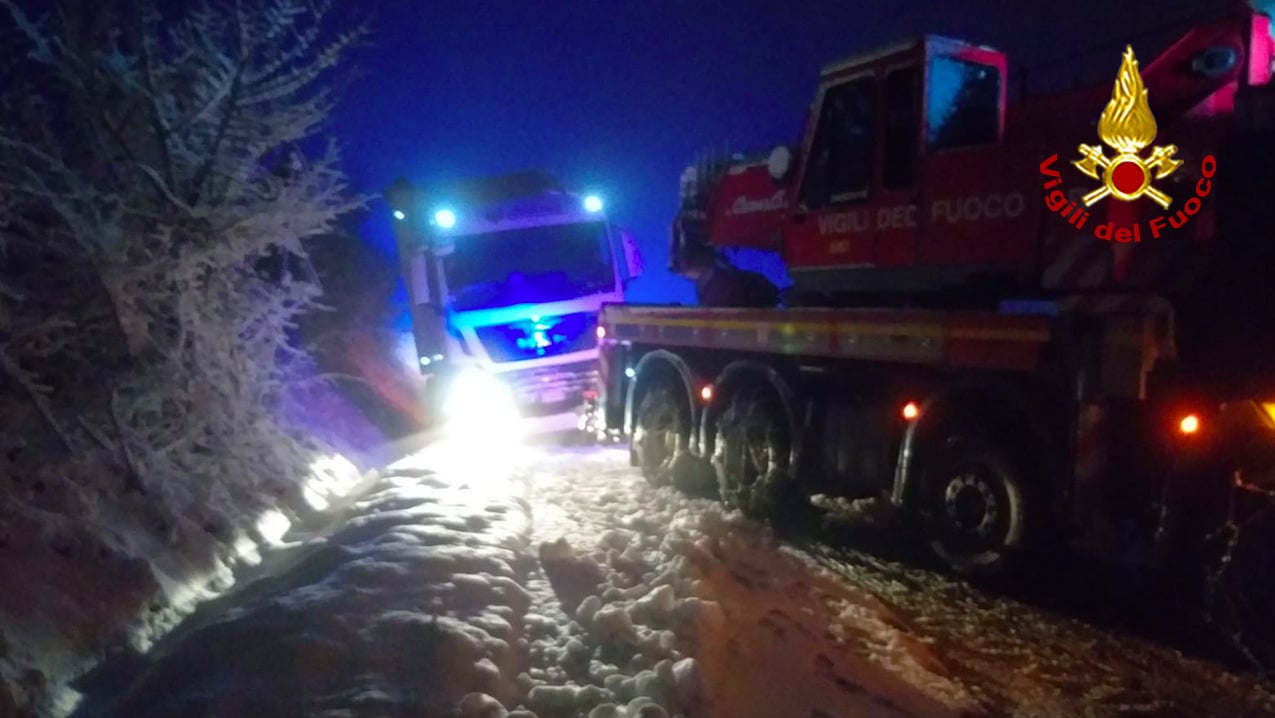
[519, 446, 977, 718]
[519, 444, 1275, 718]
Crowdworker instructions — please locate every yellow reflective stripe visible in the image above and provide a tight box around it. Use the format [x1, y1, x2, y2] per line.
[610, 316, 938, 335]
[608, 316, 757, 329]
[610, 316, 1051, 343]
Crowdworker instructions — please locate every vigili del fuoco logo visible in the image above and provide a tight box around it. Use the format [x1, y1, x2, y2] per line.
[1039, 45, 1217, 242]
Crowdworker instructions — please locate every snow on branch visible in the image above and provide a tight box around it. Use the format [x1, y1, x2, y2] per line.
[0, 0, 370, 549]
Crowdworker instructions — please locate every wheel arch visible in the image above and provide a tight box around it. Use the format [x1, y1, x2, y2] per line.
[625, 349, 700, 445]
[700, 359, 803, 468]
[891, 375, 1063, 510]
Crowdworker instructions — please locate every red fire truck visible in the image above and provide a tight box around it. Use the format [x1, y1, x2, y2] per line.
[592, 4, 1275, 577]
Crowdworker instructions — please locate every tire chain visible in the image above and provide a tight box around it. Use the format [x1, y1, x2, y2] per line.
[1202, 472, 1275, 674]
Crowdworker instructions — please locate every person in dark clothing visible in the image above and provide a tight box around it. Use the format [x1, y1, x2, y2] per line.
[680, 243, 780, 308]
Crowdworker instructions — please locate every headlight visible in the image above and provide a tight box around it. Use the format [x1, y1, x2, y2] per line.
[433, 369, 526, 482]
[444, 369, 516, 421]
[440, 368, 523, 453]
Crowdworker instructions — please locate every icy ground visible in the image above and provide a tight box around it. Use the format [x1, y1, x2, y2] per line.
[72, 438, 1275, 718]
[520, 447, 1275, 718]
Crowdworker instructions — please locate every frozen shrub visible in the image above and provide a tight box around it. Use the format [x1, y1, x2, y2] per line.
[0, 0, 366, 711]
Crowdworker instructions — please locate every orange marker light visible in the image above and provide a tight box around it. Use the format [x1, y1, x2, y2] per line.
[1178, 414, 1201, 436]
[902, 401, 920, 421]
[700, 385, 714, 402]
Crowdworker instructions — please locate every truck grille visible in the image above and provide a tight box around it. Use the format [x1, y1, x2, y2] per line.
[503, 360, 598, 413]
[475, 312, 598, 363]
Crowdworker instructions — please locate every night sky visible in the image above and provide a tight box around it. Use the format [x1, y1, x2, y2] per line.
[336, 0, 1235, 304]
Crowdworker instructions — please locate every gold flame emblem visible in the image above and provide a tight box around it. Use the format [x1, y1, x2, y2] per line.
[1072, 46, 1182, 209]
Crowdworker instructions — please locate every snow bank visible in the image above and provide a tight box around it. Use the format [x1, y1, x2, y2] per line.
[0, 441, 367, 718]
[0, 324, 421, 718]
[82, 449, 534, 718]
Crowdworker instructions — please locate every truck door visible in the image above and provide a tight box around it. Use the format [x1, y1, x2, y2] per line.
[876, 63, 923, 267]
[787, 73, 878, 270]
[916, 50, 1034, 269]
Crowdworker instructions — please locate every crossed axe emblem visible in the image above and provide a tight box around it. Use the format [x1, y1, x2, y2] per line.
[1073, 143, 1183, 209]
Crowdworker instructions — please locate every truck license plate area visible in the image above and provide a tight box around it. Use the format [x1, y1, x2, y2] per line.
[539, 389, 567, 404]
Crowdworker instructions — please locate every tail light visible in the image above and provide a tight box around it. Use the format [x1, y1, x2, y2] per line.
[1178, 413, 1201, 436]
[1262, 402, 1275, 428]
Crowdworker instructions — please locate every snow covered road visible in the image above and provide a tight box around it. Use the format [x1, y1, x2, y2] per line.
[523, 447, 974, 718]
[518, 444, 1275, 718]
[73, 437, 1275, 718]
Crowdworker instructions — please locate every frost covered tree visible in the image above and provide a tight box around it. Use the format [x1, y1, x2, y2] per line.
[0, 0, 365, 529]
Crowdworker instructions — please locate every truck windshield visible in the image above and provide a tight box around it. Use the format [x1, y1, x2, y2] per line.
[443, 220, 615, 311]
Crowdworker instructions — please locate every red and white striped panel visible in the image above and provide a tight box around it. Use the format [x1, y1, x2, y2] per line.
[1059, 294, 1177, 360]
[1042, 186, 1110, 290]
[1042, 185, 1194, 292]
[1042, 232, 1111, 289]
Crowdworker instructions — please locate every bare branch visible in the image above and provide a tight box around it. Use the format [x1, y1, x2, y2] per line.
[137, 164, 196, 214]
[76, 416, 115, 451]
[134, 1, 175, 191]
[0, 351, 74, 452]
[110, 388, 147, 494]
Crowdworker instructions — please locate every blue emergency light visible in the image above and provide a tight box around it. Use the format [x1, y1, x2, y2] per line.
[433, 208, 457, 229]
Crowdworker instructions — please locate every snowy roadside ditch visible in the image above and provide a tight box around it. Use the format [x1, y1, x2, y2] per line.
[0, 444, 367, 718]
[0, 352, 419, 718]
[75, 445, 537, 718]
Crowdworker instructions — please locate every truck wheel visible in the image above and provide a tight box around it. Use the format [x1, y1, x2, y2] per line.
[713, 385, 801, 523]
[922, 437, 1028, 577]
[633, 386, 687, 487]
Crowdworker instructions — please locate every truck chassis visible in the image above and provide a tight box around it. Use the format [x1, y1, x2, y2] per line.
[593, 298, 1275, 577]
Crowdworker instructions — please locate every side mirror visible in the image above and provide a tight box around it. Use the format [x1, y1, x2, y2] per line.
[384, 177, 419, 218]
[767, 145, 794, 184]
[616, 227, 644, 283]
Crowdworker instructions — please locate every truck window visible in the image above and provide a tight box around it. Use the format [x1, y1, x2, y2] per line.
[800, 75, 876, 208]
[926, 56, 1000, 151]
[883, 65, 921, 189]
[442, 221, 615, 312]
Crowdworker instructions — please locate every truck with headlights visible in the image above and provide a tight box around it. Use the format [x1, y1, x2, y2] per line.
[386, 171, 642, 431]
